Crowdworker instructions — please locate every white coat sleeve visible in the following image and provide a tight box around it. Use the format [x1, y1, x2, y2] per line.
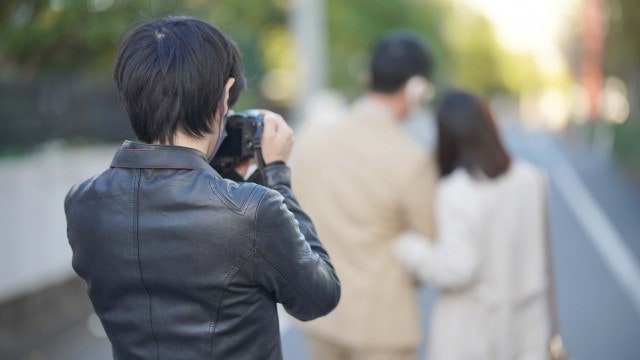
[393, 177, 481, 289]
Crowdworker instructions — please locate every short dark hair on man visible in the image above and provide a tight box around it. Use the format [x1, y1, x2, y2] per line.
[436, 90, 511, 179]
[369, 30, 434, 93]
[114, 16, 245, 144]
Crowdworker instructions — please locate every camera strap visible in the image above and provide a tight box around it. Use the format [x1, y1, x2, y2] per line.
[255, 147, 266, 173]
[252, 119, 267, 181]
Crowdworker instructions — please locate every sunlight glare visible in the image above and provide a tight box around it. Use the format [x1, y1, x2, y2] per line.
[457, 0, 579, 77]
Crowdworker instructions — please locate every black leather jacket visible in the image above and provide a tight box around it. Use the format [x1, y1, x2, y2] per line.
[65, 141, 341, 360]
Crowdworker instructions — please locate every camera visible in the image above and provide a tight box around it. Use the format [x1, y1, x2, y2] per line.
[210, 109, 264, 174]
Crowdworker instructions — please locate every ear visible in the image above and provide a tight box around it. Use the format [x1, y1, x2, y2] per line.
[403, 76, 433, 106]
[221, 77, 236, 114]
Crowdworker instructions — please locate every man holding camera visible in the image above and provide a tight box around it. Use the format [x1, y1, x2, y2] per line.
[64, 16, 340, 360]
[292, 31, 437, 359]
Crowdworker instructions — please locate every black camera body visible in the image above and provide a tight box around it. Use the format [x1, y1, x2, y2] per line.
[210, 109, 264, 174]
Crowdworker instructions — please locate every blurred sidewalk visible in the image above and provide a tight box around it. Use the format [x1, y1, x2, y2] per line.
[0, 142, 118, 303]
[0, 143, 118, 359]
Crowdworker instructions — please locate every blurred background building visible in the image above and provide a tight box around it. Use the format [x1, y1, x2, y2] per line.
[1, 0, 639, 359]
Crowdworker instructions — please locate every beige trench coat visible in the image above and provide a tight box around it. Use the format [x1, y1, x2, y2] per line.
[291, 97, 438, 349]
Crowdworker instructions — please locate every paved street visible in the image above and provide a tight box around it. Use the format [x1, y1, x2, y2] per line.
[504, 124, 640, 360]
[5, 123, 640, 360]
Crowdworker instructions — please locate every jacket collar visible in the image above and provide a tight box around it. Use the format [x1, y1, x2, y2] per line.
[351, 97, 399, 127]
[110, 141, 215, 172]
[354, 97, 395, 119]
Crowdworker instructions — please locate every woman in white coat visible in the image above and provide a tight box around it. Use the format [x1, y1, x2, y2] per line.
[394, 90, 552, 360]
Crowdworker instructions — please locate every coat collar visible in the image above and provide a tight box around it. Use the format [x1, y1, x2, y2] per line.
[354, 97, 394, 117]
[110, 140, 215, 172]
[351, 97, 399, 127]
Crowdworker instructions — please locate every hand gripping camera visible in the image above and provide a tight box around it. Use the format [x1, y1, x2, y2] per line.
[210, 109, 265, 178]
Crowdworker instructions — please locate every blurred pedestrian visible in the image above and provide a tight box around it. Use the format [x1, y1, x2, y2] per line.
[291, 30, 438, 360]
[64, 16, 340, 360]
[394, 90, 552, 360]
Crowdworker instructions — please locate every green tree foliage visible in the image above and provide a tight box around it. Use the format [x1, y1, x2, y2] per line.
[604, 0, 640, 76]
[0, 0, 543, 98]
[603, 0, 639, 124]
[443, 9, 546, 96]
[325, 0, 547, 98]
[0, 0, 284, 78]
[0, 0, 288, 110]
[604, 0, 640, 172]
[325, 0, 452, 98]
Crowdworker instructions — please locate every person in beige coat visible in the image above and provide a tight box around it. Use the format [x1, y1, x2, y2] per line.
[291, 31, 438, 360]
[394, 90, 552, 360]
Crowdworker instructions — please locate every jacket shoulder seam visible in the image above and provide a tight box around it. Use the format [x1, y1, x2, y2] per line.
[209, 177, 260, 215]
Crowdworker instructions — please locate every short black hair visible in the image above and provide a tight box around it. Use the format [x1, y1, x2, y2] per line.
[114, 16, 245, 144]
[369, 30, 434, 93]
[436, 90, 511, 179]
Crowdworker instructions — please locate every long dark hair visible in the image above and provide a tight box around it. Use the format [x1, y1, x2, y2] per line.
[436, 90, 511, 179]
